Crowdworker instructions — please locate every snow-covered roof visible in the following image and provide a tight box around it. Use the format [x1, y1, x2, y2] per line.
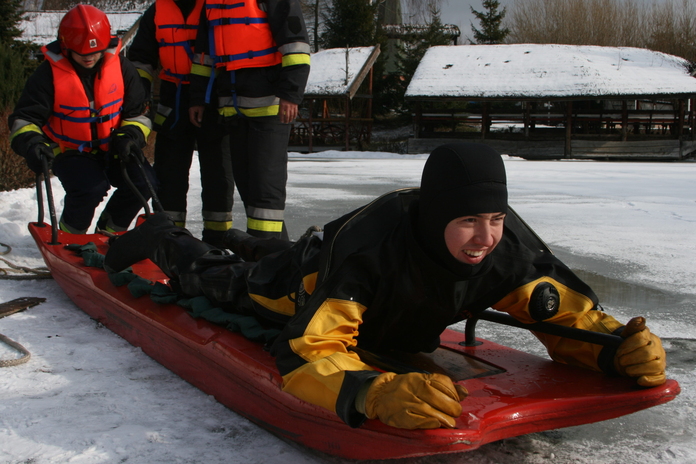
[19, 11, 143, 46]
[304, 46, 380, 98]
[406, 44, 696, 100]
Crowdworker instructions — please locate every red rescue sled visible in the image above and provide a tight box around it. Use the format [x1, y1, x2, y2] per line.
[29, 222, 680, 459]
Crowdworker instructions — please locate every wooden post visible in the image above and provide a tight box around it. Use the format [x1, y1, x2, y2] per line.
[621, 100, 628, 141]
[481, 102, 490, 140]
[677, 99, 685, 138]
[308, 98, 314, 153]
[524, 101, 530, 139]
[415, 103, 423, 138]
[565, 101, 573, 158]
[345, 95, 351, 151]
[367, 67, 374, 145]
[691, 98, 695, 141]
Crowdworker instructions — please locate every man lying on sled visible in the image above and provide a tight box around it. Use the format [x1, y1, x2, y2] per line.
[104, 142, 666, 430]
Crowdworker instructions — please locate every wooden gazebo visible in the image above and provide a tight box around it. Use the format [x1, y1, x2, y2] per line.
[290, 46, 380, 152]
[405, 44, 696, 160]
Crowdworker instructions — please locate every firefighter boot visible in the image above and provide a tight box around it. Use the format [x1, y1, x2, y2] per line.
[104, 212, 221, 278]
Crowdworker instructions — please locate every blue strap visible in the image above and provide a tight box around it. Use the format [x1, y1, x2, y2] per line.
[52, 110, 121, 124]
[206, 2, 244, 10]
[208, 17, 268, 26]
[45, 124, 111, 152]
[218, 46, 277, 63]
[158, 23, 199, 30]
[59, 98, 122, 114]
[204, 24, 218, 105]
[229, 70, 245, 118]
[158, 38, 196, 61]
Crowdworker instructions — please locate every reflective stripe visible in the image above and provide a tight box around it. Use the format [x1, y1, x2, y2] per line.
[247, 217, 283, 233]
[163, 210, 186, 226]
[191, 62, 213, 77]
[59, 220, 87, 235]
[203, 220, 233, 231]
[247, 206, 285, 220]
[192, 53, 215, 66]
[121, 117, 152, 140]
[278, 42, 311, 55]
[154, 103, 173, 126]
[218, 95, 279, 109]
[218, 104, 278, 118]
[9, 121, 43, 143]
[282, 53, 310, 67]
[203, 210, 233, 222]
[134, 63, 156, 82]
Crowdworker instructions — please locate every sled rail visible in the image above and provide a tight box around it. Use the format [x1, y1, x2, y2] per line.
[464, 309, 624, 348]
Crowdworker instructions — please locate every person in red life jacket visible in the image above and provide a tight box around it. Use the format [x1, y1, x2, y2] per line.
[127, 0, 235, 246]
[8, 5, 156, 234]
[188, 0, 311, 240]
[104, 142, 667, 431]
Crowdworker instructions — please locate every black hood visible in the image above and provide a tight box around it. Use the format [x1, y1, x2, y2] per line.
[416, 142, 508, 277]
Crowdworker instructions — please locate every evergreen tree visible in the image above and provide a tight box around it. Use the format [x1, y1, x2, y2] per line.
[470, 0, 510, 44]
[397, 9, 452, 87]
[320, 0, 379, 48]
[0, 0, 24, 44]
[379, 7, 452, 114]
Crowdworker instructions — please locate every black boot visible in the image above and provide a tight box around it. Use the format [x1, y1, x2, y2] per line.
[103, 213, 177, 272]
[201, 228, 228, 249]
[104, 212, 220, 277]
[152, 229, 222, 279]
[223, 228, 293, 262]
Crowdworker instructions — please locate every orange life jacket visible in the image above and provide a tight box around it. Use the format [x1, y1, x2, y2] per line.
[205, 0, 282, 71]
[42, 41, 124, 153]
[155, 0, 204, 84]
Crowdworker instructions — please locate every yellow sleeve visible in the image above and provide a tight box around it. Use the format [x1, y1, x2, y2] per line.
[492, 276, 623, 371]
[280, 298, 377, 413]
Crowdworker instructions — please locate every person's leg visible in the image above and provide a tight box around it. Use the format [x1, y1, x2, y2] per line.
[197, 109, 234, 247]
[101, 157, 159, 231]
[104, 212, 253, 305]
[153, 119, 197, 227]
[228, 118, 250, 206]
[223, 228, 293, 262]
[51, 152, 110, 233]
[241, 116, 291, 239]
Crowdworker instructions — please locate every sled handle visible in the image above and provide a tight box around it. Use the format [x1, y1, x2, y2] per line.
[120, 155, 163, 218]
[34, 156, 59, 245]
[463, 309, 624, 348]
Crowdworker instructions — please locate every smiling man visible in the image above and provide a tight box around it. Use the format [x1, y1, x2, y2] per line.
[105, 142, 667, 431]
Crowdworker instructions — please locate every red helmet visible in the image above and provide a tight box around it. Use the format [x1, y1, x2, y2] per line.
[58, 5, 112, 56]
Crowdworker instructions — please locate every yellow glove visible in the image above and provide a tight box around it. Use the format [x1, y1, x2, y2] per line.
[614, 317, 667, 387]
[364, 372, 467, 429]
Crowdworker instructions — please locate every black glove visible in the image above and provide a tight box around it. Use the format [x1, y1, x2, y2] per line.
[24, 140, 54, 174]
[109, 134, 144, 164]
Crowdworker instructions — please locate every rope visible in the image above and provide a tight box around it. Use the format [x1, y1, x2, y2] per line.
[0, 256, 52, 280]
[0, 333, 31, 367]
[0, 297, 44, 368]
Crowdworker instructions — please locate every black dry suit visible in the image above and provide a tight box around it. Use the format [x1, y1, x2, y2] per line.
[107, 142, 624, 428]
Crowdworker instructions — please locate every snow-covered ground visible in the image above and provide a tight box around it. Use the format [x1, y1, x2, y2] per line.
[1, 150, 694, 464]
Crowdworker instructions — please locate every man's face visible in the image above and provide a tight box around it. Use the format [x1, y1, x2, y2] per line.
[70, 51, 103, 69]
[443, 213, 506, 265]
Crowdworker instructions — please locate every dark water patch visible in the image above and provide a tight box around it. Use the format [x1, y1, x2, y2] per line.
[572, 268, 696, 316]
[662, 338, 696, 370]
[551, 246, 696, 317]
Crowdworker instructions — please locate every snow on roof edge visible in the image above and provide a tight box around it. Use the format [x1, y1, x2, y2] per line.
[406, 44, 696, 99]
